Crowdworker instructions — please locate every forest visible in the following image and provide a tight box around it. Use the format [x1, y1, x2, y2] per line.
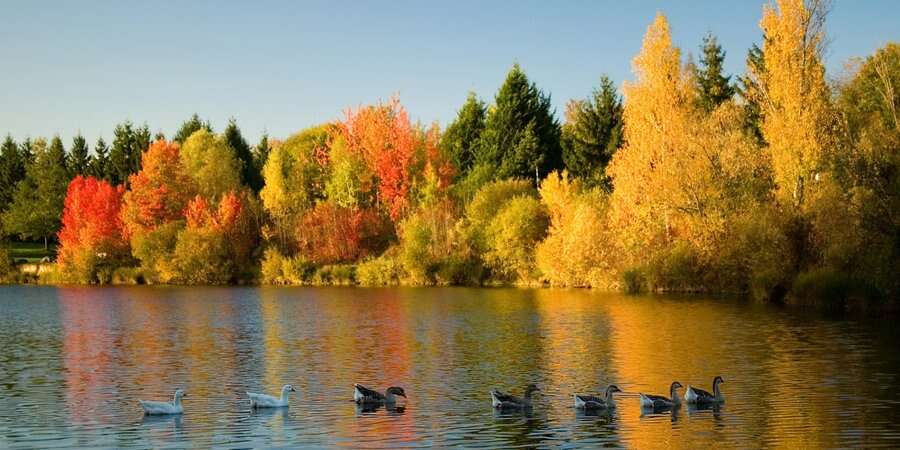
[0, 0, 897, 310]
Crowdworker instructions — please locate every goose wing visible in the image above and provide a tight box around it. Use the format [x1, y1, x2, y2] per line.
[355, 384, 385, 403]
[639, 393, 672, 408]
[692, 387, 715, 399]
[491, 389, 521, 404]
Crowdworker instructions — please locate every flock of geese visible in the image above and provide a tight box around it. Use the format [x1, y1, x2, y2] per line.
[138, 376, 725, 415]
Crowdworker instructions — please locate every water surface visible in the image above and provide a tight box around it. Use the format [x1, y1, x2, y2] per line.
[1, 286, 898, 448]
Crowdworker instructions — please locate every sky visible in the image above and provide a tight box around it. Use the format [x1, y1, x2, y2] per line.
[1, 0, 897, 147]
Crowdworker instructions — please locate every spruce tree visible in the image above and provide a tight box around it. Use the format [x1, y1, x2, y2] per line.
[0, 135, 25, 214]
[2, 138, 70, 249]
[441, 92, 486, 177]
[109, 122, 150, 186]
[739, 44, 766, 144]
[48, 136, 68, 175]
[173, 113, 212, 144]
[253, 133, 270, 182]
[476, 64, 562, 184]
[91, 137, 110, 181]
[223, 118, 261, 191]
[69, 133, 90, 176]
[695, 33, 736, 112]
[561, 75, 624, 186]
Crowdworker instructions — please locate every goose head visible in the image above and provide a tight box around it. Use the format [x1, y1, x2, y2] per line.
[386, 387, 407, 398]
[605, 385, 623, 395]
[670, 381, 683, 392]
[173, 389, 187, 403]
[282, 384, 297, 394]
[713, 376, 725, 387]
[525, 384, 541, 395]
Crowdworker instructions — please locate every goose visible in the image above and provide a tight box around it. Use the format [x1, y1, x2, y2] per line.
[574, 385, 622, 410]
[685, 376, 725, 404]
[491, 384, 540, 409]
[639, 381, 683, 409]
[353, 384, 407, 405]
[247, 384, 296, 408]
[139, 389, 186, 415]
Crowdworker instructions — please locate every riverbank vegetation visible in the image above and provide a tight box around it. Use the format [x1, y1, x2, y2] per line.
[1, 0, 898, 310]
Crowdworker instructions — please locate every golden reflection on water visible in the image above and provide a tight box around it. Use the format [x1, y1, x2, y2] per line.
[21, 286, 899, 448]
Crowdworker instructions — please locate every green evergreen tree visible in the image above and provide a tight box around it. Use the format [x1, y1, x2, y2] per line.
[2, 138, 70, 249]
[561, 75, 623, 186]
[19, 138, 35, 166]
[48, 136, 68, 175]
[90, 137, 110, 181]
[0, 135, 25, 215]
[476, 64, 562, 184]
[441, 92, 486, 177]
[695, 33, 736, 112]
[173, 113, 212, 144]
[69, 133, 90, 176]
[154, 131, 166, 142]
[223, 118, 262, 191]
[109, 121, 150, 185]
[739, 43, 766, 144]
[253, 133, 271, 181]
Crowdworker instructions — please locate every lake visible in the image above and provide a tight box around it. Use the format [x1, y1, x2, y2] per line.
[0, 286, 898, 448]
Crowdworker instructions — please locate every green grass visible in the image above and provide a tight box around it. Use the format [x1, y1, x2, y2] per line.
[8, 241, 57, 263]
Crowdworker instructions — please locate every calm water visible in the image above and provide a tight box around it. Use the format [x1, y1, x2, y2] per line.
[0, 286, 899, 449]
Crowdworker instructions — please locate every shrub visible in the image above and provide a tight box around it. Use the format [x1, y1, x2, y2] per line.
[461, 178, 536, 252]
[172, 229, 233, 285]
[484, 196, 549, 282]
[111, 266, 145, 285]
[311, 264, 356, 285]
[131, 221, 182, 283]
[622, 268, 646, 294]
[296, 203, 392, 264]
[789, 269, 879, 312]
[357, 254, 404, 286]
[0, 246, 12, 282]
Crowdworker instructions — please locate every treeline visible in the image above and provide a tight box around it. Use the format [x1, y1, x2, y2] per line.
[1, 0, 898, 309]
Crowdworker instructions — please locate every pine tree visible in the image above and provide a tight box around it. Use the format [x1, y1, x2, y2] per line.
[561, 75, 624, 186]
[91, 137, 110, 181]
[476, 64, 562, 184]
[109, 122, 151, 186]
[48, 136, 68, 175]
[19, 138, 34, 165]
[223, 118, 262, 191]
[254, 133, 271, 177]
[441, 92, 486, 177]
[695, 33, 736, 112]
[173, 113, 212, 144]
[69, 134, 90, 176]
[0, 135, 25, 214]
[739, 44, 766, 144]
[2, 138, 70, 249]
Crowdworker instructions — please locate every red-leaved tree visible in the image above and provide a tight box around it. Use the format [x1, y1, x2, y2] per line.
[121, 140, 196, 238]
[296, 202, 391, 264]
[57, 176, 129, 277]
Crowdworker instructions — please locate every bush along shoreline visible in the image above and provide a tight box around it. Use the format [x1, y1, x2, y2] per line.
[1, 2, 898, 313]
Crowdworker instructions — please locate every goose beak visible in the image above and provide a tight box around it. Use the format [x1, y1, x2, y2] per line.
[290, 387, 296, 392]
[400, 392, 407, 398]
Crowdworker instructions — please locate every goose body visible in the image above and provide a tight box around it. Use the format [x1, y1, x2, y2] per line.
[139, 389, 186, 415]
[491, 384, 539, 409]
[353, 384, 406, 404]
[639, 382, 682, 409]
[685, 376, 725, 404]
[574, 385, 622, 410]
[247, 384, 296, 408]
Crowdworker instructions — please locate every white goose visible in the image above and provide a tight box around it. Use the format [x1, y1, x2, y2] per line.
[139, 389, 186, 415]
[247, 384, 296, 408]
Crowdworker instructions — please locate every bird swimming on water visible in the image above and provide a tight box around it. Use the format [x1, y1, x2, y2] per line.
[353, 384, 407, 405]
[491, 384, 540, 410]
[685, 376, 725, 404]
[247, 384, 296, 408]
[139, 389, 187, 415]
[574, 385, 622, 410]
[639, 381, 683, 409]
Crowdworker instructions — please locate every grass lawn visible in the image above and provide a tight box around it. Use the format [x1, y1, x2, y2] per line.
[7, 241, 57, 263]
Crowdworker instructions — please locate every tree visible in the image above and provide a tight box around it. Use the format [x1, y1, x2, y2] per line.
[0, 135, 25, 215]
[739, 44, 767, 143]
[695, 33, 736, 112]
[173, 113, 212, 144]
[758, 0, 833, 208]
[441, 92, 486, 177]
[475, 64, 562, 184]
[483, 196, 548, 282]
[121, 140, 196, 238]
[253, 132, 271, 178]
[2, 138, 70, 249]
[109, 121, 151, 185]
[90, 137, 110, 181]
[295, 202, 391, 264]
[48, 136, 68, 175]
[180, 129, 242, 200]
[69, 134, 90, 176]
[561, 75, 624, 185]
[223, 118, 262, 191]
[57, 176, 128, 281]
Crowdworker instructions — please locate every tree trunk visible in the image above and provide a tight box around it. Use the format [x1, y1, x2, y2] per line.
[44, 236, 48, 252]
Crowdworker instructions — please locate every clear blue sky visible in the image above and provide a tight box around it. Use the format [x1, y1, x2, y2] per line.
[1, 1, 897, 147]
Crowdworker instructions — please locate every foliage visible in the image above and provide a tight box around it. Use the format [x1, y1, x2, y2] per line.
[223, 118, 263, 191]
[131, 220, 182, 283]
[109, 121, 151, 186]
[357, 253, 404, 286]
[2, 138, 69, 248]
[0, 135, 26, 215]
[173, 113, 212, 144]
[460, 178, 536, 254]
[57, 176, 129, 282]
[69, 134, 91, 177]
[295, 202, 391, 265]
[90, 137, 110, 181]
[180, 129, 242, 200]
[476, 64, 562, 184]
[483, 196, 548, 282]
[694, 33, 736, 112]
[561, 75, 623, 186]
[121, 140, 196, 238]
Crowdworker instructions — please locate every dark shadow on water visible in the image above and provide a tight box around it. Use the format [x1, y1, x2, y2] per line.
[687, 402, 723, 420]
[140, 414, 183, 430]
[575, 407, 616, 422]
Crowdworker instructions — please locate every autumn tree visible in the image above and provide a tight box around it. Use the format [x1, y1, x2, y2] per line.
[441, 92, 486, 177]
[561, 75, 624, 185]
[295, 203, 391, 265]
[109, 121, 151, 185]
[121, 140, 196, 238]
[3, 138, 70, 249]
[694, 33, 736, 112]
[57, 176, 128, 281]
[475, 64, 562, 184]
[180, 129, 242, 200]
[758, 0, 834, 209]
[172, 113, 212, 144]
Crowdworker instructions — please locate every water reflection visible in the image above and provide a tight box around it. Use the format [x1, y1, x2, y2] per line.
[0, 286, 899, 448]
